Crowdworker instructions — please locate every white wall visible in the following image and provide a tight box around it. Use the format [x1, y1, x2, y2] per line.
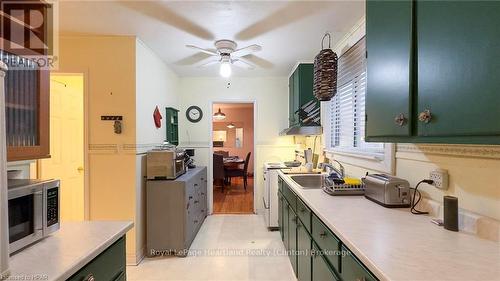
[326, 17, 500, 221]
[178, 77, 297, 214]
[136, 39, 179, 145]
[134, 39, 179, 263]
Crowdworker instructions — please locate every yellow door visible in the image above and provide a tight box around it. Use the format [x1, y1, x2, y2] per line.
[40, 74, 84, 221]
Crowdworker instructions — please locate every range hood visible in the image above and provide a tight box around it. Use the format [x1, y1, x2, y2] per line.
[279, 125, 322, 136]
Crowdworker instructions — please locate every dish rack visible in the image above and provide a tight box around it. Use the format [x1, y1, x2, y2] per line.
[323, 182, 365, 196]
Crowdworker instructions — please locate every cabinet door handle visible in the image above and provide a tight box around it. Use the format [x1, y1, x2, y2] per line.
[194, 200, 199, 204]
[297, 223, 302, 229]
[300, 208, 306, 213]
[189, 196, 193, 200]
[394, 113, 406, 126]
[84, 274, 95, 281]
[418, 109, 432, 123]
[194, 184, 198, 187]
[319, 231, 327, 238]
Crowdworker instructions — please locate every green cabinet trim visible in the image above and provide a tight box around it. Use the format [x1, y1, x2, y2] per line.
[67, 236, 126, 281]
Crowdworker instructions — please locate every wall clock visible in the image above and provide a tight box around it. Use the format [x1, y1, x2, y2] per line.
[186, 105, 203, 123]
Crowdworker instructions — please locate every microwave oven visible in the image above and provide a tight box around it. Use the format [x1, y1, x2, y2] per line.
[146, 149, 186, 180]
[7, 179, 60, 254]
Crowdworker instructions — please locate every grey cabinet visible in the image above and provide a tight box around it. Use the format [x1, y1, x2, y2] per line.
[147, 167, 207, 257]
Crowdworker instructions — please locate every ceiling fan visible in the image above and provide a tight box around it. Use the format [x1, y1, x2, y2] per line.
[186, 40, 262, 78]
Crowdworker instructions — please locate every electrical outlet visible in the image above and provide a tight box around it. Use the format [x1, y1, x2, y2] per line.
[429, 169, 449, 189]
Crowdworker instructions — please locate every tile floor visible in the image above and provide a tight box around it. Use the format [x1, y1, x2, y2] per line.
[127, 215, 296, 281]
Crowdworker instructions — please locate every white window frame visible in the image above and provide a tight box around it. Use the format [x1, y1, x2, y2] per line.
[322, 21, 394, 174]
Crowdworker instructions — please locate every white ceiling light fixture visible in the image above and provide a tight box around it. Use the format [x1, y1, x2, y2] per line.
[186, 39, 261, 78]
[213, 108, 226, 120]
[219, 56, 232, 78]
[227, 123, 235, 129]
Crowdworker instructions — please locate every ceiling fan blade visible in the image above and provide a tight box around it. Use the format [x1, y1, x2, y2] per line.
[186, 45, 219, 56]
[240, 54, 274, 69]
[233, 58, 256, 70]
[196, 57, 220, 68]
[174, 52, 213, 66]
[231, 44, 262, 58]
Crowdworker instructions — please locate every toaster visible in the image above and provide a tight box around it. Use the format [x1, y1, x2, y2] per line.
[363, 174, 411, 208]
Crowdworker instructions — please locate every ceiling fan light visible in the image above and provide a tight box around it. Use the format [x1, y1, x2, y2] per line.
[227, 123, 235, 129]
[213, 108, 226, 120]
[219, 62, 232, 78]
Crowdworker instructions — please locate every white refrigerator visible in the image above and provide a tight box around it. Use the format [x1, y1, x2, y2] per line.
[0, 61, 9, 279]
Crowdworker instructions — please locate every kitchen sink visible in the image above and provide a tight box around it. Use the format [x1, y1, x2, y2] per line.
[290, 174, 325, 189]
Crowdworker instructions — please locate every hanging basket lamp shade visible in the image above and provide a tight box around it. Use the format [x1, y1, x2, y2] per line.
[313, 33, 338, 101]
[213, 108, 226, 120]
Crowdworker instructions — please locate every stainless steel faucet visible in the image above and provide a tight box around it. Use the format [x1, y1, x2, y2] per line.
[319, 160, 345, 179]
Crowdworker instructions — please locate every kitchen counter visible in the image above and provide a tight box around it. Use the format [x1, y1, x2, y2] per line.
[279, 170, 500, 281]
[7, 221, 133, 281]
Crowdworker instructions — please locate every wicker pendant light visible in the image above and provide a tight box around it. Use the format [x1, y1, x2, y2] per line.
[313, 33, 338, 101]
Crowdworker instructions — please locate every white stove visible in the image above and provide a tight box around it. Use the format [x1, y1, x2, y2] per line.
[263, 162, 290, 229]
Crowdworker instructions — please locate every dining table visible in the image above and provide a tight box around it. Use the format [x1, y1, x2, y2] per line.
[223, 156, 245, 168]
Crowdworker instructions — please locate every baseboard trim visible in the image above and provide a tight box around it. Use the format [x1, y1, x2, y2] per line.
[126, 247, 145, 266]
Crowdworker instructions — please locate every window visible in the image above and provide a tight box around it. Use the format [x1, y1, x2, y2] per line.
[328, 37, 384, 156]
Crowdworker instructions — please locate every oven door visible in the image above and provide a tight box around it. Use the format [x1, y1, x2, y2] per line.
[8, 186, 44, 253]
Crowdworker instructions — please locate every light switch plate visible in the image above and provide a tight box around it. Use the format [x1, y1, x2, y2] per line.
[430, 169, 449, 190]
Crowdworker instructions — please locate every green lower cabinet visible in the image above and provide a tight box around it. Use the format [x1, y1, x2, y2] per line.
[297, 221, 312, 281]
[278, 191, 284, 240]
[312, 243, 339, 281]
[68, 236, 126, 281]
[341, 246, 377, 281]
[311, 214, 340, 274]
[288, 208, 298, 276]
[283, 200, 290, 249]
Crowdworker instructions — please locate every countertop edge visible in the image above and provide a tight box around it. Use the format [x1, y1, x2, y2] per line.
[278, 170, 390, 281]
[56, 221, 134, 281]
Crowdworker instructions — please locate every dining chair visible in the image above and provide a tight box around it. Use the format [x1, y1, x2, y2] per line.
[225, 152, 251, 190]
[213, 153, 226, 192]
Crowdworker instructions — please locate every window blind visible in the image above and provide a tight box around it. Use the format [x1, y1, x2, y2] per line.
[329, 37, 384, 153]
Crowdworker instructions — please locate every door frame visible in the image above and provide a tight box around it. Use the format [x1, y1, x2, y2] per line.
[209, 99, 257, 214]
[38, 72, 90, 220]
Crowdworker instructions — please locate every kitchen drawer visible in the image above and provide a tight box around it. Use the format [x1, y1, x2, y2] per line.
[296, 197, 311, 233]
[283, 182, 297, 211]
[68, 236, 125, 281]
[311, 214, 340, 273]
[341, 245, 378, 281]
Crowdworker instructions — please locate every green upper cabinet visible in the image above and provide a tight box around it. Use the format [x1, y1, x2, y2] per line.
[366, 0, 500, 144]
[165, 107, 179, 146]
[416, 1, 500, 138]
[288, 64, 318, 127]
[366, 0, 413, 137]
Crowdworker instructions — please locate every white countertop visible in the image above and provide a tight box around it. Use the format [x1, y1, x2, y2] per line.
[279, 171, 500, 281]
[7, 221, 133, 281]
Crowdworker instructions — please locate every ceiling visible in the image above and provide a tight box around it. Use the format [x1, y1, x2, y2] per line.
[59, 1, 365, 77]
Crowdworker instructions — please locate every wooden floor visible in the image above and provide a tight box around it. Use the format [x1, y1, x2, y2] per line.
[213, 177, 254, 214]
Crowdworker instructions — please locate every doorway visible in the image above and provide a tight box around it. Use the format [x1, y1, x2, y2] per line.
[211, 102, 255, 214]
[38, 74, 85, 221]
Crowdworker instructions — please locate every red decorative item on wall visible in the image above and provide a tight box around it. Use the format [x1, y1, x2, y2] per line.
[153, 106, 162, 128]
